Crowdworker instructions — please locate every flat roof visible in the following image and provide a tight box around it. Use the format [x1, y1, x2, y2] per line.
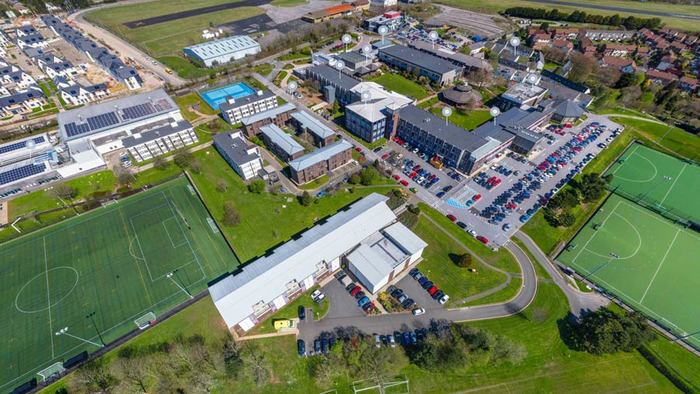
[289, 139, 352, 172]
[184, 35, 259, 61]
[209, 193, 396, 328]
[260, 124, 304, 156]
[379, 44, 459, 75]
[57, 89, 176, 141]
[241, 103, 296, 125]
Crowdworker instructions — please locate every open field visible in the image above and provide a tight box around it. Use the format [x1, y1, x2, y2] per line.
[0, 177, 237, 391]
[369, 73, 430, 100]
[435, 0, 700, 31]
[84, 0, 264, 58]
[604, 143, 699, 223]
[558, 194, 700, 350]
[522, 116, 700, 255]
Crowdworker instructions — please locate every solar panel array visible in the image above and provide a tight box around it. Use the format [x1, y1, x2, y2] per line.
[0, 136, 45, 155]
[0, 163, 46, 185]
[122, 102, 156, 120]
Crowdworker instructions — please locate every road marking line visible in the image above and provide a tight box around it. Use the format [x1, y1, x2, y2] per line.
[639, 229, 680, 304]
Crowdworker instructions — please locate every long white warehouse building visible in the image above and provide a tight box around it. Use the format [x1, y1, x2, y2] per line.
[208, 193, 426, 333]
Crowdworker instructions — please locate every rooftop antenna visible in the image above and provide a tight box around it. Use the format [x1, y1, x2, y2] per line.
[490, 106, 501, 125]
[441, 106, 452, 126]
[429, 30, 439, 50]
[287, 80, 298, 96]
[378, 25, 389, 45]
[509, 36, 521, 57]
[334, 60, 345, 79]
[342, 34, 352, 53]
[362, 44, 372, 64]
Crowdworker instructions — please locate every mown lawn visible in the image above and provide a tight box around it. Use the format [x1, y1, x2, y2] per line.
[430, 106, 492, 131]
[412, 216, 508, 307]
[188, 147, 397, 262]
[369, 73, 429, 100]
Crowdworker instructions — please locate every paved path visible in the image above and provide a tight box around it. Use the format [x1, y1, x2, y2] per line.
[69, 3, 187, 87]
[514, 231, 608, 316]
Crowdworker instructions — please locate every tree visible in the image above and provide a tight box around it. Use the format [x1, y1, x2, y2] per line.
[569, 53, 597, 84]
[456, 253, 473, 268]
[222, 202, 240, 226]
[299, 191, 314, 206]
[52, 183, 78, 200]
[216, 180, 228, 193]
[247, 179, 266, 194]
[173, 150, 194, 169]
[565, 308, 655, 355]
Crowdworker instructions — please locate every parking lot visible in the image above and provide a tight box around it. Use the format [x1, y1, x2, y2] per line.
[439, 114, 621, 247]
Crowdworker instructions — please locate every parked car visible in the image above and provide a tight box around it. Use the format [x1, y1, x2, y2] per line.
[297, 339, 305, 356]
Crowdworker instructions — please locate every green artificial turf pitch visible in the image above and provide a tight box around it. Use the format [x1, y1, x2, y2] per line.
[558, 194, 700, 350]
[604, 142, 700, 223]
[0, 177, 238, 391]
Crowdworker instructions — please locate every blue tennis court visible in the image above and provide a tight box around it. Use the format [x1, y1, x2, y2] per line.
[199, 82, 255, 110]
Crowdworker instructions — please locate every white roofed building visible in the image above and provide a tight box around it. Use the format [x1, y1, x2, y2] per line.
[208, 193, 426, 333]
[184, 35, 261, 68]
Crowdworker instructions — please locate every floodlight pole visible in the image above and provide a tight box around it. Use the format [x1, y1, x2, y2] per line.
[85, 312, 106, 346]
[56, 327, 103, 348]
[168, 270, 193, 299]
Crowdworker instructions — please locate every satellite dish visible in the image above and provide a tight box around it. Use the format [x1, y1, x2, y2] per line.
[509, 36, 521, 48]
[429, 31, 439, 41]
[335, 60, 345, 70]
[362, 45, 372, 55]
[342, 34, 352, 44]
[489, 106, 501, 117]
[287, 81, 298, 92]
[378, 25, 389, 36]
[441, 107, 453, 117]
[328, 58, 337, 67]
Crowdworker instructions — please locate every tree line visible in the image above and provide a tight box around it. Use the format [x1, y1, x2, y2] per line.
[503, 7, 662, 30]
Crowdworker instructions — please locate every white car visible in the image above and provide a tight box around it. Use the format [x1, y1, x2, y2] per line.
[412, 307, 425, 316]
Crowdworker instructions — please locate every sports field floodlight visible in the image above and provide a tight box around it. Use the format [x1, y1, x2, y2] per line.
[287, 81, 298, 94]
[342, 33, 352, 52]
[509, 36, 521, 56]
[441, 106, 453, 125]
[378, 25, 389, 44]
[429, 30, 439, 49]
[362, 44, 372, 62]
[490, 106, 501, 125]
[335, 60, 345, 78]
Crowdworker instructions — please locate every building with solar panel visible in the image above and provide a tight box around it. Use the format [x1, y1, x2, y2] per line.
[0, 133, 59, 198]
[57, 88, 194, 158]
[184, 35, 261, 68]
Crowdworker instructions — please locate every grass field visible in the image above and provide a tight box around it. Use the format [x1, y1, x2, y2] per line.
[604, 143, 700, 223]
[0, 177, 238, 391]
[435, 0, 700, 32]
[368, 73, 429, 100]
[84, 0, 264, 59]
[558, 194, 700, 349]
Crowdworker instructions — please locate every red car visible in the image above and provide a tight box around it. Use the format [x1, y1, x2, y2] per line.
[400, 180, 409, 186]
[476, 235, 489, 244]
[350, 286, 362, 297]
[446, 214, 457, 222]
[427, 286, 438, 296]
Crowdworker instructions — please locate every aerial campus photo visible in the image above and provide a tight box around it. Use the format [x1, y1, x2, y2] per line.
[1, 0, 700, 393]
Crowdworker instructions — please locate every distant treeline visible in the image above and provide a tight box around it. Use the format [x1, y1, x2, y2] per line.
[503, 7, 663, 30]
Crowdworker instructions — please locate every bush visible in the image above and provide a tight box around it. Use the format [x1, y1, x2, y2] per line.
[247, 179, 266, 194]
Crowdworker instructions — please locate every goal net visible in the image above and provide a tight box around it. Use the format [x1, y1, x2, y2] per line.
[37, 362, 65, 382]
[134, 311, 157, 330]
